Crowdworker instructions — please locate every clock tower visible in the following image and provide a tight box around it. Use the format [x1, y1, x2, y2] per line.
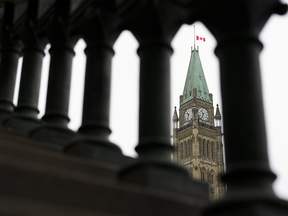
[172, 46, 225, 200]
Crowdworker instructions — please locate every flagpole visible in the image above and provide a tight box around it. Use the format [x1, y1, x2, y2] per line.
[194, 25, 195, 50]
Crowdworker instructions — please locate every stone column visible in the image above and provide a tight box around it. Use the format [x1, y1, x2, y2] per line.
[64, 2, 123, 164]
[120, 39, 190, 179]
[0, 46, 20, 122]
[65, 42, 122, 164]
[2, 0, 47, 133]
[29, 43, 76, 145]
[104, 1, 209, 200]
[0, 1, 21, 122]
[3, 44, 46, 133]
[29, 0, 80, 146]
[216, 38, 276, 191]
[29, 0, 79, 145]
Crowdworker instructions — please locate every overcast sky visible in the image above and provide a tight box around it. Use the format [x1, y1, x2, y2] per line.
[12, 2, 288, 201]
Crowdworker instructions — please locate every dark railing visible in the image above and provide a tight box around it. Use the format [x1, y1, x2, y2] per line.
[0, 0, 286, 215]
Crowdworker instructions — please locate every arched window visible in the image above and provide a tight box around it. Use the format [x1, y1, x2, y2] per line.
[184, 141, 187, 159]
[211, 142, 214, 160]
[201, 168, 206, 182]
[210, 170, 215, 184]
[190, 138, 193, 156]
[188, 139, 191, 158]
[207, 140, 210, 158]
[201, 171, 206, 182]
[199, 138, 202, 156]
[203, 139, 206, 157]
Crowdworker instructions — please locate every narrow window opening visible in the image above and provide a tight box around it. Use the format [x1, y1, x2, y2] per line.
[203, 142, 205, 156]
[212, 143, 214, 159]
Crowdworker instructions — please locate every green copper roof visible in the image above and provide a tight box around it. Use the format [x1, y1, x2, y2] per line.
[181, 48, 211, 105]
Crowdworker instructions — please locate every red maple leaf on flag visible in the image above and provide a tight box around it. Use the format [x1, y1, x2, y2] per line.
[196, 35, 206, 42]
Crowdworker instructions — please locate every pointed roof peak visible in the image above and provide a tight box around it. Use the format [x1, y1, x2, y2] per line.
[181, 47, 211, 105]
[215, 104, 221, 118]
[173, 106, 178, 122]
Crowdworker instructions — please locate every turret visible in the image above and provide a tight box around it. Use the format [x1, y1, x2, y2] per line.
[172, 106, 179, 161]
[172, 106, 179, 129]
[214, 104, 221, 127]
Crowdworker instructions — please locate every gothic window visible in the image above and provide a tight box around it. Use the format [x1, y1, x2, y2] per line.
[190, 91, 192, 96]
[183, 141, 187, 159]
[185, 93, 187, 99]
[186, 141, 189, 158]
[211, 142, 214, 160]
[189, 139, 192, 156]
[199, 138, 202, 156]
[199, 90, 201, 96]
[210, 170, 215, 185]
[203, 139, 206, 157]
[207, 140, 210, 159]
[187, 139, 191, 158]
[201, 172, 205, 182]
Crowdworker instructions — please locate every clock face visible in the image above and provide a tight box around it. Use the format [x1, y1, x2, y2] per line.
[198, 108, 209, 121]
[184, 108, 193, 122]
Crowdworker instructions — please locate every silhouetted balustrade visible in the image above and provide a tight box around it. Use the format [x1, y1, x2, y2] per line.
[0, 0, 286, 215]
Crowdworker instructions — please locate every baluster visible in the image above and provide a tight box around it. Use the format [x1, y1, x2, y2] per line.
[64, 1, 123, 164]
[4, 0, 47, 133]
[30, 1, 79, 145]
[0, 1, 21, 122]
[193, 1, 288, 215]
[119, 1, 208, 199]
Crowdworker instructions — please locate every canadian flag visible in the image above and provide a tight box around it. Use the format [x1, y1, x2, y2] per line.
[196, 35, 206, 42]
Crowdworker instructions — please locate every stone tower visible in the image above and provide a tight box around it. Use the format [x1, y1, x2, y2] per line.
[172, 47, 225, 200]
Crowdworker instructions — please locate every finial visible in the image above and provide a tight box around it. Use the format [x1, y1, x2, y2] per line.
[217, 104, 219, 107]
[174, 106, 177, 110]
